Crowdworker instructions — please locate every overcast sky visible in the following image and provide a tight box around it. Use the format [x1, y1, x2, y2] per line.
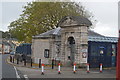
[0, 0, 119, 37]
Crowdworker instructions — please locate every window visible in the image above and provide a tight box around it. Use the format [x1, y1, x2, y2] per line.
[111, 44, 116, 56]
[44, 49, 49, 58]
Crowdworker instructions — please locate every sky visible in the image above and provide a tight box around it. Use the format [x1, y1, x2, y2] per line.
[82, 2, 118, 37]
[0, 0, 119, 37]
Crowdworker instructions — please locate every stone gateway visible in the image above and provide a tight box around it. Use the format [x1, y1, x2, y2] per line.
[32, 16, 117, 67]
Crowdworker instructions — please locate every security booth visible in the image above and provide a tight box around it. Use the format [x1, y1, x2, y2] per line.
[88, 36, 118, 68]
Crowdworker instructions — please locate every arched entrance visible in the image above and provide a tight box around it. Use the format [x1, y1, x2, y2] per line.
[68, 37, 76, 64]
[59, 16, 91, 66]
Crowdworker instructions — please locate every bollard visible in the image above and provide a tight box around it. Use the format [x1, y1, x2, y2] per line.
[10, 56, 12, 62]
[31, 59, 32, 67]
[100, 63, 103, 73]
[39, 59, 41, 68]
[41, 64, 44, 75]
[17, 58, 19, 64]
[86, 63, 90, 73]
[24, 59, 26, 66]
[13, 57, 14, 63]
[58, 63, 61, 74]
[52, 59, 54, 69]
[73, 63, 76, 74]
[55, 58, 56, 66]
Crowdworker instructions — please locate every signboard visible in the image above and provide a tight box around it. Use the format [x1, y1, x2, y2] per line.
[82, 49, 87, 58]
[82, 52, 87, 58]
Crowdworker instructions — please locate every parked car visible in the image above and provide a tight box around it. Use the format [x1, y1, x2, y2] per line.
[10, 51, 15, 55]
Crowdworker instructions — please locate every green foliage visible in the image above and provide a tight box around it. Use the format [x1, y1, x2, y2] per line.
[1, 31, 10, 38]
[8, 2, 93, 43]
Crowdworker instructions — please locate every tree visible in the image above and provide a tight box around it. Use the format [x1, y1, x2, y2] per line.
[8, 2, 94, 43]
[1, 31, 10, 39]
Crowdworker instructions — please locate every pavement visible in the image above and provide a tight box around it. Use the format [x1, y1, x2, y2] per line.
[6, 55, 116, 79]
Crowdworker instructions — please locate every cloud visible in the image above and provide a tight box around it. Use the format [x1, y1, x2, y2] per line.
[0, 23, 9, 31]
[92, 22, 118, 37]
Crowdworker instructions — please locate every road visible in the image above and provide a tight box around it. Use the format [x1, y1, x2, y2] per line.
[2, 54, 17, 79]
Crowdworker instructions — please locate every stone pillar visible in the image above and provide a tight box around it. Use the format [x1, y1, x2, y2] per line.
[60, 30, 66, 64]
[79, 26, 88, 67]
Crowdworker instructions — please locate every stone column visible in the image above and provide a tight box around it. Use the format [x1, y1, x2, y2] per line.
[60, 30, 66, 64]
[79, 26, 88, 67]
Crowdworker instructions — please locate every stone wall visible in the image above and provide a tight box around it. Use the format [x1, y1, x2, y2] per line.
[60, 26, 88, 67]
[32, 39, 50, 64]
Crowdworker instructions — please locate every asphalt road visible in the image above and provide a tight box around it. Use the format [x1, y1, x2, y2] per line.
[2, 54, 17, 78]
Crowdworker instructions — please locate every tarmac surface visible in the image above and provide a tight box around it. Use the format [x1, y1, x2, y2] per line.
[2, 54, 17, 78]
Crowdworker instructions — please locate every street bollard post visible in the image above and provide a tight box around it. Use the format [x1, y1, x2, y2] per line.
[10, 56, 12, 62]
[73, 63, 76, 74]
[13, 56, 14, 63]
[39, 59, 41, 68]
[52, 59, 54, 69]
[24, 59, 26, 66]
[58, 63, 61, 74]
[100, 63, 103, 73]
[17, 58, 19, 64]
[41, 64, 44, 75]
[31, 59, 32, 67]
[86, 63, 90, 73]
[55, 58, 56, 66]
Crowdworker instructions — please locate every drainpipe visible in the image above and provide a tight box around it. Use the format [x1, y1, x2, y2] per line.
[116, 30, 120, 80]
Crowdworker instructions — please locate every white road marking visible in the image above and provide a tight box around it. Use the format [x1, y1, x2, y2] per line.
[13, 66, 20, 78]
[24, 75, 29, 80]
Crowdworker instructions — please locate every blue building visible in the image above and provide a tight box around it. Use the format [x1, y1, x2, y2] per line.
[88, 34, 117, 67]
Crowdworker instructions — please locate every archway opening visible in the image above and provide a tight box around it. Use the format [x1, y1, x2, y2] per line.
[68, 37, 75, 64]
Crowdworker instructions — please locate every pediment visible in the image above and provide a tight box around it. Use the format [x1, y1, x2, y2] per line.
[57, 16, 92, 28]
[60, 17, 78, 27]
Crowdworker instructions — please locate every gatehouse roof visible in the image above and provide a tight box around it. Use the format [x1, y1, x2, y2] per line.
[33, 27, 118, 43]
[57, 16, 92, 27]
